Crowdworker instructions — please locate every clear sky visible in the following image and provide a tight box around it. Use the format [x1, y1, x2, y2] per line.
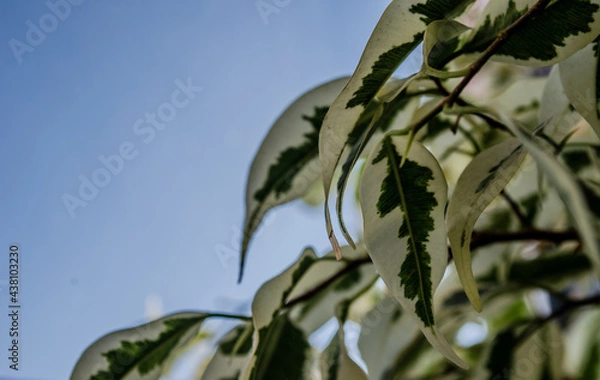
[0, 1, 420, 378]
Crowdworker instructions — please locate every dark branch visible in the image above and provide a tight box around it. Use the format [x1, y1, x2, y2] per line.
[283, 256, 372, 309]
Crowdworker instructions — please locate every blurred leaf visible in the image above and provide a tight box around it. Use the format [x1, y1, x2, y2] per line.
[447, 138, 526, 312]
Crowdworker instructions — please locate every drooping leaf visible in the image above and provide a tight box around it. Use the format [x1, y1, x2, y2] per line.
[559, 37, 600, 138]
[200, 324, 253, 380]
[460, 0, 600, 67]
[71, 312, 209, 380]
[319, 0, 475, 255]
[241, 77, 349, 281]
[447, 138, 526, 312]
[359, 135, 467, 368]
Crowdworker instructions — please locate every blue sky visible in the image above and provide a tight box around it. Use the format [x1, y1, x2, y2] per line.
[0, 1, 420, 378]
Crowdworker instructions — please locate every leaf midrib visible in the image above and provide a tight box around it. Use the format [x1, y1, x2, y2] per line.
[384, 139, 433, 328]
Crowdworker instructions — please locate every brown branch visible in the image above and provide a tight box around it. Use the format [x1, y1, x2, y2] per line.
[500, 190, 531, 228]
[411, 0, 552, 134]
[470, 229, 579, 251]
[283, 256, 372, 309]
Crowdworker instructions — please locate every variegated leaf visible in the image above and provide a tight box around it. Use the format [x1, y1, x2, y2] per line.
[71, 312, 208, 380]
[200, 324, 253, 380]
[319, 0, 476, 255]
[241, 248, 317, 380]
[447, 138, 526, 312]
[460, 0, 600, 67]
[359, 135, 467, 368]
[241, 77, 349, 281]
[559, 37, 600, 138]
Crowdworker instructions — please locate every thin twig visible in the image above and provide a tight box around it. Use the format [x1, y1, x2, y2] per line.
[283, 256, 372, 309]
[470, 229, 579, 251]
[500, 190, 531, 228]
[516, 294, 600, 344]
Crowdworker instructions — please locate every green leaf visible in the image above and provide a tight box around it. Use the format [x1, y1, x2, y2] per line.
[486, 329, 516, 378]
[447, 138, 526, 312]
[461, 0, 600, 67]
[359, 135, 467, 368]
[241, 77, 349, 281]
[502, 116, 600, 275]
[559, 37, 600, 138]
[319, 0, 475, 255]
[71, 312, 208, 380]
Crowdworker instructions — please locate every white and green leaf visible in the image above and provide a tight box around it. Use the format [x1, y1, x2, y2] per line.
[71, 312, 208, 380]
[241, 248, 317, 380]
[559, 37, 600, 138]
[359, 135, 467, 368]
[241, 77, 349, 280]
[319, 0, 476, 256]
[460, 0, 600, 67]
[200, 324, 253, 380]
[447, 138, 526, 312]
